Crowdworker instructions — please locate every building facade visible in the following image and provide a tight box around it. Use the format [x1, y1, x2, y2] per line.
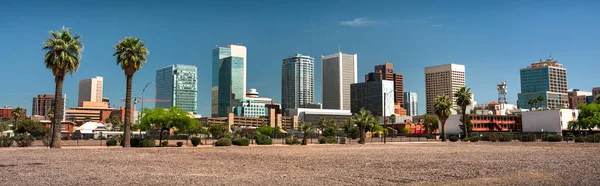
[593, 87, 600, 100]
[350, 80, 395, 117]
[403, 92, 418, 116]
[212, 44, 247, 117]
[155, 64, 198, 113]
[32, 94, 55, 118]
[78, 76, 103, 107]
[0, 107, 27, 120]
[286, 108, 352, 128]
[517, 57, 568, 110]
[322, 52, 357, 110]
[567, 89, 592, 109]
[365, 63, 404, 108]
[281, 54, 315, 112]
[232, 89, 276, 118]
[424, 64, 466, 114]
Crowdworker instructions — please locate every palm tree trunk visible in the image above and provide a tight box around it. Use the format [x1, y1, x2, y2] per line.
[50, 76, 64, 148]
[14, 118, 18, 132]
[159, 128, 164, 147]
[359, 126, 366, 144]
[462, 110, 469, 138]
[441, 120, 447, 142]
[123, 75, 133, 148]
[302, 133, 308, 145]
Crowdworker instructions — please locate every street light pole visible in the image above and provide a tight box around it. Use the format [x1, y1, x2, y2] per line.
[140, 81, 153, 139]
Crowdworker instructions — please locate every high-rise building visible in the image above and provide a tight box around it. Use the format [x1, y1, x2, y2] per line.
[32, 94, 55, 118]
[281, 54, 315, 112]
[212, 44, 247, 117]
[78, 76, 103, 107]
[155, 64, 198, 114]
[365, 63, 404, 107]
[350, 80, 394, 116]
[517, 57, 568, 110]
[322, 52, 357, 110]
[567, 89, 592, 109]
[404, 92, 418, 116]
[424, 64, 466, 114]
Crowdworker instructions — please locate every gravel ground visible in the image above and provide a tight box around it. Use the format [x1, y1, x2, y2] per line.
[1, 142, 599, 185]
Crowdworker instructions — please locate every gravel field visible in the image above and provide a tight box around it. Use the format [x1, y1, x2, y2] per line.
[1, 142, 599, 185]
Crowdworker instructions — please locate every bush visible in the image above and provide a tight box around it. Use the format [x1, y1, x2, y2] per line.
[499, 134, 512, 142]
[61, 136, 69, 140]
[583, 134, 600, 143]
[140, 139, 156, 147]
[256, 125, 272, 136]
[122, 138, 142, 147]
[232, 138, 250, 146]
[449, 135, 459, 142]
[176, 142, 184, 147]
[106, 139, 117, 146]
[191, 137, 202, 146]
[542, 134, 563, 142]
[520, 134, 536, 142]
[42, 138, 49, 147]
[424, 134, 435, 139]
[285, 136, 301, 145]
[215, 138, 232, 146]
[161, 141, 169, 147]
[487, 133, 499, 142]
[469, 136, 480, 142]
[575, 136, 585, 143]
[348, 127, 360, 139]
[254, 133, 272, 145]
[14, 134, 34, 147]
[318, 136, 337, 144]
[0, 136, 13, 147]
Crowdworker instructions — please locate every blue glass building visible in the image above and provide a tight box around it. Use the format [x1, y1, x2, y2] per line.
[517, 58, 568, 110]
[155, 64, 198, 113]
[212, 45, 247, 117]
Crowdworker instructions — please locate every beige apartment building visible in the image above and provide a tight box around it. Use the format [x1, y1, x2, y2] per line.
[78, 76, 103, 107]
[424, 64, 466, 114]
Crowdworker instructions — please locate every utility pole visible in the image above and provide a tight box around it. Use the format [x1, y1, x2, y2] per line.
[140, 81, 153, 138]
[384, 92, 387, 144]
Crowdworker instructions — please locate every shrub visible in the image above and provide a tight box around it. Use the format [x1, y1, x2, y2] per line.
[463, 137, 470, 142]
[499, 134, 512, 142]
[161, 141, 169, 147]
[520, 134, 536, 142]
[191, 137, 202, 146]
[14, 134, 34, 147]
[583, 134, 600, 143]
[487, 133, 499, 142]
[122, 138, 142, 147]
[469, 136, 480, 142]
[575, 136, 585, 143]
[140, 139, 156, 147]
[232, 138, 250, 146]
[256, 125, 272, 136]
[402, 128, 411, 134]
[323, 126, 337, 137]
[285, 136, 301, 145]
[0, 136, 13, 147]
[424, 134, 435, 139]
[254, 133, 272, 145]
[543, 134, 563, 142]
[348, 127, 360, 139]
[318, 136, 337, 144]
[215, 138, 232, 146]
[42, 138, 49, 147]
[449, 135, 459, 142]
[176, 142, 184, 147]
[106, 139, 117, 146]
[61, 136, 69, 140]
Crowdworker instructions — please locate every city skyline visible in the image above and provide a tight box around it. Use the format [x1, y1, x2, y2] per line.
[2, 1, 600, 117]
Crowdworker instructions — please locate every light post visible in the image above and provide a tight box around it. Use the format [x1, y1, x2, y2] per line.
[383, 90, 393, 144]
[139, 81, 153, 139]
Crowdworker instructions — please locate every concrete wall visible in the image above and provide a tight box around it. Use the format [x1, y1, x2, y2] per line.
[522, 110, 563, 134]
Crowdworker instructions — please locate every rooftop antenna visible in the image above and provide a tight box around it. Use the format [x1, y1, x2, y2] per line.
[297, 48, 299, 55]
[549, 52, 552, 59]
[338, 44, 341, 53]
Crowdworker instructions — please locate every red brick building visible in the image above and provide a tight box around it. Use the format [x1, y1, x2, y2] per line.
[0, 107, 27, 120]
[365, 62, 405, 115]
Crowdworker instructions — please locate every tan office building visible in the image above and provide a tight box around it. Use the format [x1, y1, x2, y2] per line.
[424, 64, 465, 114]
[78, 76, 103, 107]
[321, 52, 357, 110]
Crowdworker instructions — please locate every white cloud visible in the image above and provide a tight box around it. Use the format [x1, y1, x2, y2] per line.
[339, 17, 375, 27]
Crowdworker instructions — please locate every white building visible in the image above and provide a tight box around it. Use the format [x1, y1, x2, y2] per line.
[78, 76, 103, 107]
[322, 52, 357, 110]
[522, 109, 579, 135]
[281, 54, 315, 112]
[424, 64, 465, 114]
[403, 92, 418, 116]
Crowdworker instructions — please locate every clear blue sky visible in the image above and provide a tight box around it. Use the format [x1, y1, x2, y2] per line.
[1, 0, 599, 116]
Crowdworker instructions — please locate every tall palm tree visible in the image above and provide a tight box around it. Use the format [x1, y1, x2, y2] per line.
[113, 37, 149, 148]
[43, 27, 83, 148]
[537, 95, 544, 109]
[389, 114, 396, 136]
[454, 87, 473, 138]
[11, 107, 25, 130]
[434, 95, 453, 142]
[299, 122, 314, 145]
[351, 108, 375, 144]
[527, 99, 536, 110]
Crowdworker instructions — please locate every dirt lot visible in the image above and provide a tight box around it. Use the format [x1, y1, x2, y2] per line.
[1, 142, 599, 185]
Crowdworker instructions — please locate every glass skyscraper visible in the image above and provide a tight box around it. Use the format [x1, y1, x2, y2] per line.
[155, 64, 198, 114]
[517, 57, 568, 110]
[403, 92, 418, 116]
[281, 54, 315, 112]
[212, 44, 247, 117]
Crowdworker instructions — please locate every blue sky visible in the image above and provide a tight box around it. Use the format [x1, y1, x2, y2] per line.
[1, 0, 599, 116]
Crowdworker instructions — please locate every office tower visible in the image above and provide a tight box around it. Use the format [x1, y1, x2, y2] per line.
[32, 94, 55, 118]
[212, 44, 247, 117]
[322, 52, 357, 110]
[350, 80, 395, 116]
[404, 92, 418, 116]
[155, 64, 198, 114]
[424, 64, 466, 114]
[517, 57, 568, 109]
[281, 54, 315, 112]
[365, 63, 404, 108]
[78, 76, 103, 106]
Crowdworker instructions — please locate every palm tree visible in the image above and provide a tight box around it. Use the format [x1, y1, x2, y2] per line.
[84, 116, 92, 123]
[537, 95, 544, 109]
[527, 99, 535, 110]
[113, 37, 149, 148]
[389, 114, 396, 136]
[11, 107, 25, 130]
[299, 122, 314, 145]
[433, 95, 453, 142]
[43, 27, 83, 148]
[454, 87, 473, 138]
[351, 108, 375, 144]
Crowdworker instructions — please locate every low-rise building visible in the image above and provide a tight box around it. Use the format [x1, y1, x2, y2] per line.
[286, 108, 352, 127]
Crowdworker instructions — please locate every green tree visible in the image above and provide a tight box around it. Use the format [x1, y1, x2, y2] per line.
[114, 37, 149, 148]
[595, 96, 600, 104]
[16, 119, 49, 137]
[105, 116, 123, 131]
[0, 121, 9, 136]
[389, 114, 396, 135]
[208, 123, 227, 139]
[537, 95, 544, 109]
[299, 122, 314, 145]
[434, 95, 453, 142]
[83, 116, 92, 123]
[423, 114, 439, 135]
[43, 27, 83, 148]
[256, 125, 272, 136]
[351, 108, 376, 144]
[11, 107, 25, 130]
[454, 86, 473, 137]
[571, 103, 600, 132]
[140, 107, 194, 146]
